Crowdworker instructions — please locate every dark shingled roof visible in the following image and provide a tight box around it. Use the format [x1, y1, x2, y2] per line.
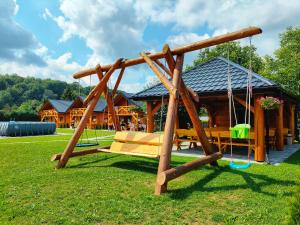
[118, 91, 143, 107]
[94, 99, 107, 112]
[132, 57, 278, 99]
[48, 99, 73, 113]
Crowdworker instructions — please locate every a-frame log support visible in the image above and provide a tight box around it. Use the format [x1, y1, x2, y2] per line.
[95, 64, 120, 131]
[163, 44, 216, 157]
[112, 65, 125, 97]
[154, 54, 183, 195]
[56, 59, 122, 168]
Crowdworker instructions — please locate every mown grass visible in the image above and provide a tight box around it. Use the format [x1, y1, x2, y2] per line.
[0, 129, 299, 225]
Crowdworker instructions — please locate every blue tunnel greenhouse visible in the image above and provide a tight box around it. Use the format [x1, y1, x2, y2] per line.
[0, 121, 56, 137]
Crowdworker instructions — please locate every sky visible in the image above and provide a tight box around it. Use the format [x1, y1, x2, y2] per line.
[0, 0, 299, 93]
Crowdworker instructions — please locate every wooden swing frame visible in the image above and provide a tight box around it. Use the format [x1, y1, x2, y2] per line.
[52, 26, 262, 195]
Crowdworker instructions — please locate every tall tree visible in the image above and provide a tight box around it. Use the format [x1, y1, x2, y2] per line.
[185, 41, 264, 73]
[261, 26, 300, 97]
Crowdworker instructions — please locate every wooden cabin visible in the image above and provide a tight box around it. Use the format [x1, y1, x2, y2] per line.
[132, 57, 299, 161]
[39, 91, 145, 129]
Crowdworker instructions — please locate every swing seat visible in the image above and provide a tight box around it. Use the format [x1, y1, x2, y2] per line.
[76, 143, 98, 147]
[229, 161, 251, 170]
[230, 124, 250, 139]
[100, 131, 163, 158]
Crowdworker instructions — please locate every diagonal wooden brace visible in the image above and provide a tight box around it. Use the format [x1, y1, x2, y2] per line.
[141, 52, 178, 98]
[84, 58, 123, 105]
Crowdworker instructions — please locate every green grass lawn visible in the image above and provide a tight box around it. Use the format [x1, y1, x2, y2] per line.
[0, 128, 299, 224]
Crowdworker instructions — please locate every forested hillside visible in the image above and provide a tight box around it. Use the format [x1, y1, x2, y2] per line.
[0, 74, 91, 121]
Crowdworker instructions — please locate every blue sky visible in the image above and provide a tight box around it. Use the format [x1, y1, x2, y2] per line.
[0, 0, 299, 93]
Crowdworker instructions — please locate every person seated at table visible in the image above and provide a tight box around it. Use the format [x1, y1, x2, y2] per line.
[121, 120, 126, 131]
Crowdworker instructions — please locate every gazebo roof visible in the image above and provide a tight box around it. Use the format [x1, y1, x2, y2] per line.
[132, 57, 278, 100]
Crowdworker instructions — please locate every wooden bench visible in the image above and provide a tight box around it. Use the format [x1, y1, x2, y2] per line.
[175, 128, 277, 153]
[98, 131, 163, 158]
[175, 129, 198, 150]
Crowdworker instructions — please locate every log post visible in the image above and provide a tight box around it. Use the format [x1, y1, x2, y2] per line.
[276, 103, 284, 150]
[112, 66, 125, 97]
[163, 44, 215, 157]
[73, 27, 262, 78]
[155, 54, 183, 195]
[289, 104, 295, 143]
[157, 152, 223, 185]
[57, 89, 104, 168]
[146, 102, 154, 133]
[84, 59, 123, 105]
[254, 95, 265, 161]
[56, 62, 119, 168]
[95, 65, 120, 131]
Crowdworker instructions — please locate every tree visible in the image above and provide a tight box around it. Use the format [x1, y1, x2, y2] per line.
[261, 26, 300, 97]
[185, 41, 264, 73]
[61, 85, 77, 100]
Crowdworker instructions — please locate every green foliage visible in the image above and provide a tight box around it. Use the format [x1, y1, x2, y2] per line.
[0, 74, 91, 121]
[260, 26, 300, 97]
[185, 41, 264, 73]
[258, 96, 282, 110]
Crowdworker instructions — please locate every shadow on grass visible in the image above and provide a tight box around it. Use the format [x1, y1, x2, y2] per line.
[66, 155, 297, 200]
[67, 154, 121, 168]
[169, 165, 297, 200]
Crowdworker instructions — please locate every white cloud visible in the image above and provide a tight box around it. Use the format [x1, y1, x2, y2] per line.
[152, 0, 300, 55]
[167, 33, 210, 48]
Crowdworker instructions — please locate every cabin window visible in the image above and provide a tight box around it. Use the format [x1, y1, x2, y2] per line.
[92, 116, 97, 122]
[60, 117, 64, 122]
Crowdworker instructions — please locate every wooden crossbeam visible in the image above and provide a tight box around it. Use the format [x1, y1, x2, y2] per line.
[73, 27, 262, 78]
[234, 96, 254, 113]
[157, 152, 223, 185]
[51, 147, 110, 161]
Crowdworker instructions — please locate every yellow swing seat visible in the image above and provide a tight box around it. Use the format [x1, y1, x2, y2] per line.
[99, 131, 164, 158]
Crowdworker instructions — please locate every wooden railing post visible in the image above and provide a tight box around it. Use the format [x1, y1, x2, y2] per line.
[155, 54, 183, 195]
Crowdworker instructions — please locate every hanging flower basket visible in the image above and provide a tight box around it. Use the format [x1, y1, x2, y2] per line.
[259, 96, 282, 110]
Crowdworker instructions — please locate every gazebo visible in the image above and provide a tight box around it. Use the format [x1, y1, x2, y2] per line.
[132, 57, 299, 162]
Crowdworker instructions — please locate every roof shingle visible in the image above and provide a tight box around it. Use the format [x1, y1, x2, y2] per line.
[133, 57, 278, 99]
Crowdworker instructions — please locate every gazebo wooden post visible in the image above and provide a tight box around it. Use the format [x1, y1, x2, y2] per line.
[95, 65, 120, 131]
[155, 54, 183, 195]
[146, 102, 154, 133]
[254, 95, 265, 161]
[289, 104, 295, 142]
[163, 44, 215, 157]
[56, 60, 121, 168]
[276, 103, 284, 150]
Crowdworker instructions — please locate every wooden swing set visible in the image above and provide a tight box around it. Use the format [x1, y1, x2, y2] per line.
[52, 26, 262, 195]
